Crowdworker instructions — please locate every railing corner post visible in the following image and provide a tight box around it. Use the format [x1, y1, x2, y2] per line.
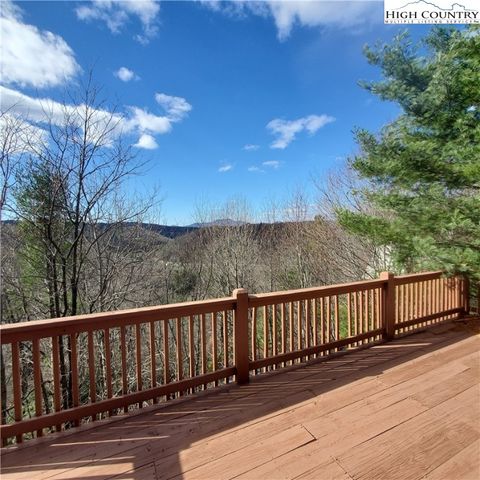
[380, 271, 395, 340]
[233, 288, 250, 385]
[462, 275, 470, 315]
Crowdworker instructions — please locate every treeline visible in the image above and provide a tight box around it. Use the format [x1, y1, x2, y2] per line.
[0, 201, 386, 325]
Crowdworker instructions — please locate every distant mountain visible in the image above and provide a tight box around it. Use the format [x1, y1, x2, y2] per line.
[188, 219, 247, 228]
[1, 220, 196, 239]
[122, 222, 197, 239]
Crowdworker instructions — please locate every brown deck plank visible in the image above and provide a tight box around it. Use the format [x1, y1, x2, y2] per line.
[425, 439, 480, 480]
[0, 319, 478, 480]
[336, 386, 480, 480]
[177, 425, 315, 480]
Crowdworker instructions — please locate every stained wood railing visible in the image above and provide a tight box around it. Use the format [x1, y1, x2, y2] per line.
[0, 271, 471, 445]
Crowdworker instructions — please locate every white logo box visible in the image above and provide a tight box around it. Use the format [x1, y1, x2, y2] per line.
[384, 0, 480, 24]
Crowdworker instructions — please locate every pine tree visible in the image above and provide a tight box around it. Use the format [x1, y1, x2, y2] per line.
[338, 26, 480, 281]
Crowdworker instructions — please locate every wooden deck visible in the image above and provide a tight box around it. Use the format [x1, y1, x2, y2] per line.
[1, 318, 479, 480]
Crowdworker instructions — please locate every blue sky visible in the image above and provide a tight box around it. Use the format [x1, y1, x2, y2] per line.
[1, 1, 434, 224]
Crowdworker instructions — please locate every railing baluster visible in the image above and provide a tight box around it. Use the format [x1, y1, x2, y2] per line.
[359, 291, 364, 341]
[135, 324, 143, 407]
[281, 303, 286, 364]
[120, 326, 128, 413]
[347, 293, 352, 339]
[52, 336, 61, 431]
[272, 304, 278, 358]
[371, 289, 376, 333]
[70, 333, 80, 425]
[163, 320, 170, 387]
[420, 281, 425, 326]
[313, 298, 319, 350]
[149, 322, 157, 402]
[104, 328, 113, 413]
[87, 330, 96, 419]
[376, 288, 381, 333]
[201, 313, 207, 388]
[416, 281, 420, 323]
[400, 285, 404, 325]
[211, 313, 217, 385]
[32, 338, 42, 437]
[176, 317, 183, 394]
[251, 307, 257, 364]
[364, 290, 369, 339]
[405, 283, 410, 327]
[334, 295, 340, 344]
[353, 291, 358, 343]
[189, 315, 195, 379]
[306, 300, 311, 357]
[426, 280, 431, 323]
[263, 305, 268, 367]
[320, 297, 325, 347]
[223, 311, 228, 371]
[289, 302, 294, 362]
[11, 342, 22, 443]
[326, 296, 331, 346]
[297, 301, 302, 354]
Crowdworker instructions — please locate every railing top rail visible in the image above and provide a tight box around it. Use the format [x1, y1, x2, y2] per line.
[0, 270, 457, 343]
[248, 278, 386, 307]
[393, 271, 444, 286]
[0, 296, 236, 343]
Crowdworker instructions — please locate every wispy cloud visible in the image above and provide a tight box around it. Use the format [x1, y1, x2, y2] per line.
[262, 160, 280, 169]
[200, 1, 378, 40]
[155, 93, 192, 122]
[0, 0, 80, 88]
[243, 143, 260, 151]
[115, 67, 138, 82]
[75, 0, 160, 44]
[218, 163, 233, 173]
[267, 114, 335, 149]
[248, 160, 281, 173]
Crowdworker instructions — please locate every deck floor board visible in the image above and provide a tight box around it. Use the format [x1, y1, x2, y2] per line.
[1, 319, 479, 480]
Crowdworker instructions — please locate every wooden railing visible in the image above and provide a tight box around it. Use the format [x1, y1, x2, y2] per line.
[0, 271, 470, 445]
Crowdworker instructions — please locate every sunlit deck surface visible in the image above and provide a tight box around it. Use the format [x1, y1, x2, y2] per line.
[2, 318, 479, 480]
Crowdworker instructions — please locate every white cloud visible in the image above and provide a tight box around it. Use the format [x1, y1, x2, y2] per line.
[218, 164, 233, 172]
[247, 166, 264, 173]
[125, 106, 172, 135]
[0, 112, 48, 155]
[243, 144, 260, 151]
[267, 114, 335, 149]
[1, 86, 191, 150]
[262, 160, 280, 169]
[0, 0, 80, 88]
[115, 67, 138, 82]
[76, 0, 160, 43]
[155, 93, 192, 122]
[133, 133, 158, 150]
[200, 1, 379, 40]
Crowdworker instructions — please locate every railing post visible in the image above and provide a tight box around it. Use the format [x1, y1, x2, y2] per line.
[380, 272, 395, 340]
[462, 275, 470, 315]
[233, 288, 250, 385]
[477, 282, 480, 315]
